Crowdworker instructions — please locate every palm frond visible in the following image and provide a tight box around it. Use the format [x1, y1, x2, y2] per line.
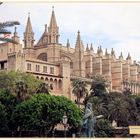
[0, 37, 18, 44]
[0, 28, 11, 34]
[0, 21, 20, 28]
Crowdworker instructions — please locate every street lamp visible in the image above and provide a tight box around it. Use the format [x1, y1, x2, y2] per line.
[62, 113, 68, 137]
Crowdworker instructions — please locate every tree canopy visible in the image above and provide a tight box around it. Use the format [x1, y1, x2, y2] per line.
[11, 94, 82, 136]
[0, 71, 41, 94]
[72, 78, 88, 106]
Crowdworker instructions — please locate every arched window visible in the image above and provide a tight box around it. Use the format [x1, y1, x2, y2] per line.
[54, 79, 57, 90]
[70, 62, 73, 69]
[37, 53, 47, 61]
[45, 77, 48, 82]
[58, 79, 62, 90]
[41, 77, 44, 80]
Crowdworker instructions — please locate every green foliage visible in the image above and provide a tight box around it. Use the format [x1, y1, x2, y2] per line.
[0, 90, 17, 131]
[72, 78, 88, 105]
[12, 94, 82, 134]
[0, 20, 20, 43]
[135, 95, 140, 113]
[108, 97, 129, 126]
[0, 102, 8, 132]
[86, 74, 140, 131]
[90, 74, 110, 96]
[35, 83, 50, 94]
[0, 71, 41, 94]
[95, 118, 114, 137]
[88, 96, 107, 117]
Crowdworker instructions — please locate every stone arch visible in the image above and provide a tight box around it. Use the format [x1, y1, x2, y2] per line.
[36, 76, 39, 79]
[50, 78, 53, 90]
[54, 79, 57, 90]
[45, 77, 49, 82]
[58, 79, 62, 90]
[50, 78, 53, 83]
[61, 55, 74, 70]
[37, 53, 47, 61]
[61, 55, 72, 62]
[40, 77, 44, 80]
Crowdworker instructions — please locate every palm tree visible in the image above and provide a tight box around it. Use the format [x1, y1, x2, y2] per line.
[0, 2, 20, 44]
[72, 79, 88, 107]
[15, 80, 28, 102]
[108, 97, 129, 127]
[88, 96, 107, 117]
[90, 74, 110, 96]
[35, 82, 50, 94]
[0, 21, 20, 43]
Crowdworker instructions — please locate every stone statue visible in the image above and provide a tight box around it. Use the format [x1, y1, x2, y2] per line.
[83, 102, 103, 137]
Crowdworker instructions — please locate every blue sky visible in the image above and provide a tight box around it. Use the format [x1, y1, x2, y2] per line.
[1, 2, 140, 61]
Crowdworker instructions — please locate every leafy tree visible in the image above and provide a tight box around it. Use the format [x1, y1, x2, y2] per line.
[35, 83, 50, 94]
[0, 90, 17, 131]
[15, 80, 28, 102]
[0, 71, 41, 95]
[0, 5, 20, 44]
[12, 94, 82, 136]
[88, 96, 107, 117]
[135, 95, 140, 114]
[0, 102, 8, 132]
[90, 74, 110, 96]
[95, 118, 114, 137]
[85, 75, 110, 105]
[108, 97, 129, 127]
[72, 79, 88, 106]
[130, 95, 140, 125]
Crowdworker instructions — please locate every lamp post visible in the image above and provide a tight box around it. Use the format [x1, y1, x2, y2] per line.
[62, 113, 68, 137]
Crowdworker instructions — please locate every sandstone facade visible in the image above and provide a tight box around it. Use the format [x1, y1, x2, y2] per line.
[0, 9, 140, 100]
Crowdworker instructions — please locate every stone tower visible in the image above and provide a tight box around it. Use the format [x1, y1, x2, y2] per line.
[12, 27, 20, 44]
[73, 31, 85, 77]
[48, 7, 59, 44]
[23, 13, 34, 48]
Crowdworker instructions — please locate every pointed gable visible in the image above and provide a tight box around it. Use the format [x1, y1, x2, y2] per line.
[37, 24, 48, 46]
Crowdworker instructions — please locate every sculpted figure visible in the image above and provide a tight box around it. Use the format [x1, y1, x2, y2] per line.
[83, 102, 103, 137]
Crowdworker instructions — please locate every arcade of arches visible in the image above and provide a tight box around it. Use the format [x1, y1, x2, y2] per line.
[36, 76, 62, 92]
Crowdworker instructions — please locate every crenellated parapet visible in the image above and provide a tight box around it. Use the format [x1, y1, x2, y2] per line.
[7, 51, 25, 58]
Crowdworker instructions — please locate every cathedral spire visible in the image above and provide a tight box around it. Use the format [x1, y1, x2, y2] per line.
[75, 31, 84, 50]
[66, 39, 70, 48]
[25, 12, 33, 34]
[97, 46, 100, 54]
[12, 26, 20, 44]
[90, 43, 93, 51]
[126, 52, 131, 60]
[24, 12, 34, 48]
[49, 6, 58, 29]
[99, 45, 103, 53]
[14, 26, 18, 37]
[86, 44, 89, 51]
[48, 7, 59, 44]
[74, 31, 85, 77]
[45, 24, 47, 32]
[111, 48, 115, 58]
[105, 48, 108, 56]
[119, 52, 123, 60]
